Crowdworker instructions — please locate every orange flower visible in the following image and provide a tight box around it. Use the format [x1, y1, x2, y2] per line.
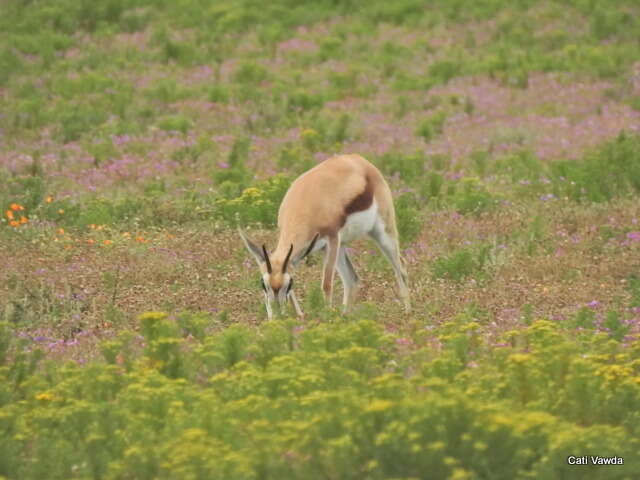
[45, 196, 54, 203]
[135, 236, 147, 243]
[9, 220, 19, 227]
[122, 232, 131, 238]
[89, 224, 96, 230]
[10, 203, 24, 211]
[6, 210, 13, 220]
[58, 228, 65, 235]
[103, 239, 112, 245]
[19, 216, 28, 224]
[87, 238, 95, 245]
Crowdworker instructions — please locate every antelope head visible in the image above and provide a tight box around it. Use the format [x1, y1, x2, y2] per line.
[238, 228, 318, 319]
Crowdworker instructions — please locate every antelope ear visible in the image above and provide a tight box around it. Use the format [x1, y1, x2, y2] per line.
[293, 233, 319, 265]
[238, 227, 266, 266]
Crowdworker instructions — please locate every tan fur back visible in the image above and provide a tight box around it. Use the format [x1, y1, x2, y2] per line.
[273, 154, 396, 262]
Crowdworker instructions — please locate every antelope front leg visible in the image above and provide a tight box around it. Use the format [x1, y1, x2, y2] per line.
[321, 234, 340, 308]
[289, 290, 304, 318]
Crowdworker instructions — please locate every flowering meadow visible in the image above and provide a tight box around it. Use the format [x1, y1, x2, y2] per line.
[1, 0, 640, 478]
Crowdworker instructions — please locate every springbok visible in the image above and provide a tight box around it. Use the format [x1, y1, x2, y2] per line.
[238, 154, 411, 319]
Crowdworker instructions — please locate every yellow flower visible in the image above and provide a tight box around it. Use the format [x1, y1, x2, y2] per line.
[508, 353, 531, 364]
[365, 399, 395, 413]
[242, 187, 262, 198]
[36, 392, 54, 401]
[45, 196, 54, 203]
[58, 209, 65, 214]
[365, 460, 379, 471]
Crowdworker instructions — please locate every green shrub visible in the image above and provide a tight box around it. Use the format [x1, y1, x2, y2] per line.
[394, 192, 422, 243]
[451, 177, 497, 214]
[212, 136, 252, 186]
[419, 171, 445, 200]
[215, 174, 292, 227]
[156, 115, 193, 134]
[550, 133, 640, 202]
[299, 113, 353, 153]
[392, 71, 432, 91]
[1, 315, 638, 479]
[234, 61, 269, 84]
[3, 175, 46, 211]
[428, 59, 463, 85]
[145, 78, 194, 104]
[493, 150, 544, 182]
[432, 245, 490, 282]
[328, 69, 362, 98]
[286, 90, 325, 112]
[367, 0, 425, 24]
[208, 84, 230, 103]
[0, 47, 22, 86]
[56, 105, 108, 143]
[416, 111, 448, 142]
[318, 36, 343, 61]
[377, 152, 426, 182]
[277, 144, 314, 173]
[157, 33, 198, 65]
[627, 96, 640, 112]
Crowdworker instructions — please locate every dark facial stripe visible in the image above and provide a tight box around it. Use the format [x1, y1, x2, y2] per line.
[345, 175, 373, 216]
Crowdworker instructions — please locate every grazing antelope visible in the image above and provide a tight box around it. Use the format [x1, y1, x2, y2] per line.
[238, 154, 411, 319]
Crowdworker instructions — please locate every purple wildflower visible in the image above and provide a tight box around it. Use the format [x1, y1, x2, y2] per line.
[626, 231, 640, 242]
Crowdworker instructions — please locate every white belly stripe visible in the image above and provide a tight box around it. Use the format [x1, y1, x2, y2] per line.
[340, 200, 378, 243]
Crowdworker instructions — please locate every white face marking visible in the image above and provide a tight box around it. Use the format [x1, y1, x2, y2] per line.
[262, 272, 293, 319]
[340, 200, 378, 243]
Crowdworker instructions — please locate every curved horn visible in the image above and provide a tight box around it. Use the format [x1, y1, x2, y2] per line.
[300, 233, 319, 262]
[282, 244, 294, 273]
[262, 244, 272, 273]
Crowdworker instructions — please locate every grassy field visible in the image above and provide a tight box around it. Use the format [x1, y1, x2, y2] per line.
[1, 0, 640, 478]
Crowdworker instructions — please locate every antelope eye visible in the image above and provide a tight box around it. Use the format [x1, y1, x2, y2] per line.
[260, 278, 267, 292]
[286, 279, 294, 293]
